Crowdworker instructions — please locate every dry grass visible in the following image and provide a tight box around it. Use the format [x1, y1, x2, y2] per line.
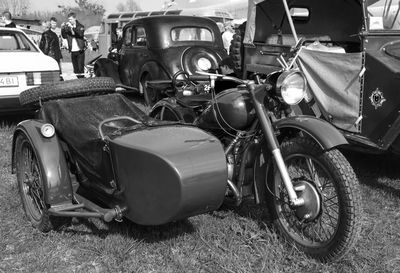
[0, 122, 399, 273]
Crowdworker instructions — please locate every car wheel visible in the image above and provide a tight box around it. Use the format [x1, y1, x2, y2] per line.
[141, 73, 160, 107]
[14, 133, 68, 232]
[19, 77, 116, 107]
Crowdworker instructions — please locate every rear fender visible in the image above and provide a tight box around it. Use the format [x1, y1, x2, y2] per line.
[12, 120, 73, 205]
[274, 115, 348, 150]
[94, 58, 122, 84]
[138, 61, 170, 88]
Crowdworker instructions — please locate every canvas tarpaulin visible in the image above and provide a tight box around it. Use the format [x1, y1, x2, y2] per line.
[42, 93, 148, 194]
[297, 48, 363, 132]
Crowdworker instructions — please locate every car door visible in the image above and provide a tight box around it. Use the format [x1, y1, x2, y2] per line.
[361, 0, 400, 147]
[118, 25, 149, 89]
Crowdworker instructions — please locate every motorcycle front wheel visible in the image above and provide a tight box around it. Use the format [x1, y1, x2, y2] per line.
[266, 136, 362, 262]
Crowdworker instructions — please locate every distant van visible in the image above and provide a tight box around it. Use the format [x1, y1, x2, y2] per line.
[98, 8, 233, 56]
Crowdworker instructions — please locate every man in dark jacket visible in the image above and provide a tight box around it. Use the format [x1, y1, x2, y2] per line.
[39, 18, 62, 71]
[61, 12, 85, 78]
[2, 11, 16, 28]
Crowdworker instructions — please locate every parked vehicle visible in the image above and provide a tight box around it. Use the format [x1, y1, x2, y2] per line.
[231, 0, 400, 155]
[97, 9, 233, 57]
[94, 15, 229, 106]
[13, 74, 361, 262]
[0, 27, 60, 115]
[148, 70, 362, 261]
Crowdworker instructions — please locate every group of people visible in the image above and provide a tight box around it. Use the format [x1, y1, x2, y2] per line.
[41, 13, 86, 78]
[1, 11, 86, 78]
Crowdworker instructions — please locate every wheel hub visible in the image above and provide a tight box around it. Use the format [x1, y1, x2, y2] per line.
[293, 180, 321, 221]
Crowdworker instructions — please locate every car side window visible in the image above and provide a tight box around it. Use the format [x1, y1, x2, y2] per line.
[123, 26, 133, 47]
[133, 26, 147, 47]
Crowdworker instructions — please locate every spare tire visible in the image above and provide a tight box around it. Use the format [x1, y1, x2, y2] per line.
[229, 33, 243, 77]
[20, 77, 116, 107]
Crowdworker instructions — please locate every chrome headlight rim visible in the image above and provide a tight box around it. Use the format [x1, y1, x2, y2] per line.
[276, 70, 306, 105]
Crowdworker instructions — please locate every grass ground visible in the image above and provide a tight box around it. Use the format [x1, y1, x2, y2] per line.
[0, 123, 399, 273]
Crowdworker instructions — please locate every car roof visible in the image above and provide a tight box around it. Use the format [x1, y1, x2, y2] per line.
[0, 26, 25, 33]
[123, 15, 223, 49]
[125, 15, 218, 28]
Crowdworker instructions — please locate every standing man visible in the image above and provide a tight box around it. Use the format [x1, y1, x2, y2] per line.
[2, 11, 16, 28]
[39, 18, 63, 72]
[222, 21, 234, 54]
[61, 12, 85, 78]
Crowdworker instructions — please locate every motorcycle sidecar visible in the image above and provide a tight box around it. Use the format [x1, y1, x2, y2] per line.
[12, 92, 227, 230]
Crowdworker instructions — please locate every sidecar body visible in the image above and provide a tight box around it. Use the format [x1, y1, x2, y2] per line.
[12, 91, 227, 228]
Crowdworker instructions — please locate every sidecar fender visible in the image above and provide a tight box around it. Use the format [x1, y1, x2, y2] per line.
[274, 115, 348, 150]
[12, 120, 73, 205]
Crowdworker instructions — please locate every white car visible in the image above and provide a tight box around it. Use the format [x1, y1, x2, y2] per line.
[0, 27, 60, 114]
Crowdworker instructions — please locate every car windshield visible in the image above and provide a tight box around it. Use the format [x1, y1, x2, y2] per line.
[367, 0, 400, 31]
[0, 31, 38, 51]
[171, 27, 213, 42]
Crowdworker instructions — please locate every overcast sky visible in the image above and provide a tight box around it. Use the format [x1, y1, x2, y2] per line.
[30, 0, 166, 13]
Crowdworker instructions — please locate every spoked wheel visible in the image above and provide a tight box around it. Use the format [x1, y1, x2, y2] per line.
[266, 137, 362, 262]
[15, 134, 63, 232]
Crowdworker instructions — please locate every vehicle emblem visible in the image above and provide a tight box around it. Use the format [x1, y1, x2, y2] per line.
[369, 88, 386, 109]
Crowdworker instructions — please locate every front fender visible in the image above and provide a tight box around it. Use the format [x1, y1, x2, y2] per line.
[274, 115, 348, 150]
[12, 120, 73, 205]
[94, 58, 122, 84]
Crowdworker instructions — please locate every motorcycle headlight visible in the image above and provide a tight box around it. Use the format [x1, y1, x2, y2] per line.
[276, 71, 306, 105]
[197, 57, 212, 71]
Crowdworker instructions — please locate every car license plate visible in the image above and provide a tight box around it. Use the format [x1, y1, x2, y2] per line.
[0, 76, 19, 87]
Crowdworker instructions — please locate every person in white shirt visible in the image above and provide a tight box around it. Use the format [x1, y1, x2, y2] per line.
[222, 21, 234, 54]
[61, 12, 85, 78]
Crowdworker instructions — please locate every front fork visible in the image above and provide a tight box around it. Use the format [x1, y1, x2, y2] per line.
[248, 84, 305, 207]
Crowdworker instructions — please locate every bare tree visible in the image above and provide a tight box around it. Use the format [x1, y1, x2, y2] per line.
[116, 0, 141, 12]
[0, 0, 30, 16]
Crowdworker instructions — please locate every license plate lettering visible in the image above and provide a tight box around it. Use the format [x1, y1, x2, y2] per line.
[0, 76, 19, 87]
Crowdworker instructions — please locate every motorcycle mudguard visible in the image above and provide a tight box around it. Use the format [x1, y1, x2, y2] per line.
[108, 125, 227, 225]
[12, 120, 73, 205]
[274, 115, 348, 150]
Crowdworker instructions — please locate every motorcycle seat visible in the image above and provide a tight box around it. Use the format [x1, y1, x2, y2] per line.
[176, 93, 212, 108]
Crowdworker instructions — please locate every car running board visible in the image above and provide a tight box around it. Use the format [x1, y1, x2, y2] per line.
[48, 193, 125, 222]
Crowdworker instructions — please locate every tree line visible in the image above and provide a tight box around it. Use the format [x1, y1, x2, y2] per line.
[1, 0, 142, 27]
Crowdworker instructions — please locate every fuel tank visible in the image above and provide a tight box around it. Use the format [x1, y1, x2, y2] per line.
[195, 88, 256, 132]
[109, 125, 227, 225]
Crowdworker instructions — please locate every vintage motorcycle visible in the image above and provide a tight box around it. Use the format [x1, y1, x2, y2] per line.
[149, 70, 362, 262]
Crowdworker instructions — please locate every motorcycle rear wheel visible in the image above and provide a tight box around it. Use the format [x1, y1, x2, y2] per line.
[266, 136, 362, 262]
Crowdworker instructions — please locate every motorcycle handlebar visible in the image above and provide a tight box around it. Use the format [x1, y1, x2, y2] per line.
[193, 71, 248, 85]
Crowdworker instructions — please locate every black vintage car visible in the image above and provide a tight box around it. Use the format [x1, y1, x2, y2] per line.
[230, 0, 400, 156]
[94, 15, 228, 106]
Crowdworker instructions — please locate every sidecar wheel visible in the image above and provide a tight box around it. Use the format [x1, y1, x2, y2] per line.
[15, 133, 65, 232]
[266, 137, 362, 262]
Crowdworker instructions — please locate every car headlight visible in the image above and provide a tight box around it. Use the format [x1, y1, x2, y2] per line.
[276, 70, 306, 105]
[197, 57, 212, 71]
